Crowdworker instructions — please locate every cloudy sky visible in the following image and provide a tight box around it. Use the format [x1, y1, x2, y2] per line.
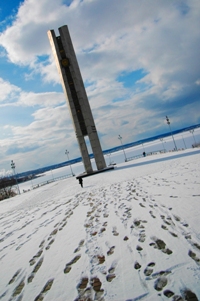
[0, 0, 200, 173]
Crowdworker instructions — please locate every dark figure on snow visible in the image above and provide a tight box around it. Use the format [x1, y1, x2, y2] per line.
[79, 177, 83, 188]
[143, 151, 146, 157]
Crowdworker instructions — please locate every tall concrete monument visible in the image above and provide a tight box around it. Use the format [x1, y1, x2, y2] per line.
[47, 25, 106, 174]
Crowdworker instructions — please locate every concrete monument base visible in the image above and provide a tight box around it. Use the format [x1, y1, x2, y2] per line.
[76, 166, 115, 179]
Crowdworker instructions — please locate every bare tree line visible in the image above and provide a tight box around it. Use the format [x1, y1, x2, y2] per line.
[0, 177, 17, 201]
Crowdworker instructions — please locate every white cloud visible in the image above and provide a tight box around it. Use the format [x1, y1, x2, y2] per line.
[0, 78, 20, 102]
[0, 0, 67, 65]
[0, 103, 77, 169]
[1, 0, 200, 97]
[6, 105, 72, 140]
[0, 76, 65, 108]
[37, 54, 61, 84]
[18, 91, 65, 107]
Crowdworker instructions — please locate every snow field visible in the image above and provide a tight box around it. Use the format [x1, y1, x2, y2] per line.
[0, 149, 200, 300]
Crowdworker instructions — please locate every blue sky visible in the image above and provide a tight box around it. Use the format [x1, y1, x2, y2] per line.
[0, 0, 200, 174]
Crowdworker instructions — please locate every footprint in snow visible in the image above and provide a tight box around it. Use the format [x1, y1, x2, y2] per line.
[149, 210, 156, 218]
[112, 226, 119, 236]
[77, 277, 89, 291]
[106, 262, 117, 282]
[107, 246, 115, 256]
[183, 289, 199, 301]
[188, 250, 200, 264]
[150, 237, 172, 255]
[64, 255, 81, 273]
[28, 257, 44, 283]
[34, 278, 54, 301]
[144, 262, 155, 276]
[90, 277, 103, 293]
[163, 289, 175, 298]
[134, 261, 141, 270]
[74, 239, 85, 253]
[12, 278, 25, 298]
[136, 245, 143, 252]
[29, 248, 43, 266]
[138, 230, 146, 243]
[154, 276, 168, 291]
[8, 269, 21, 285]
[45, 228, 59, 250]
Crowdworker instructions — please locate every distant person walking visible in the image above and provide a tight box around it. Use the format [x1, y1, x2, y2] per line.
[78, 177, 83, 188]
[143, 151, 146, 157]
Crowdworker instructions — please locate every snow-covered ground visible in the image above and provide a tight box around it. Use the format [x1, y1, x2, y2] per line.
[0, 148, 200, 301]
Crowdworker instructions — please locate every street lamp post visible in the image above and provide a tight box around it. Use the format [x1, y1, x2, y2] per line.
[160, 138, 166, 152]
[181, 135, 187, 149]
[190, 130, 197, 147]
[65, 150, 74, 176]
[11, 160, 20, 195]
[165, 116, 177, 151]
[118, 135, 127, 162]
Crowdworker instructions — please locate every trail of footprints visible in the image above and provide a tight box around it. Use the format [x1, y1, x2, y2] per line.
[70, 247, 117, 301]
[5, 237, 53, 300]
[75, 276, 104, 301]
[70, 180, 200, 300]
[1, 179, 200, 300]
[137, 181, 200, 261]
[2, 198, 81, 301]
[134, 259, 199, 300]
[132, 180, 199, 299]
[66, 190, 120, 300]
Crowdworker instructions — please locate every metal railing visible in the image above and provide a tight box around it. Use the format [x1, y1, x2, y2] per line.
[126, 149, 167, 162]
[32, 174, 74, 189]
